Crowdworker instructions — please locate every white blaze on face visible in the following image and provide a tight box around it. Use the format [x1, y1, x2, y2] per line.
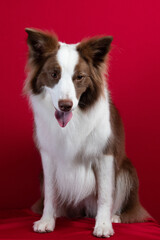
[48, 43, 79, 111]
[45, 42, 79, 128]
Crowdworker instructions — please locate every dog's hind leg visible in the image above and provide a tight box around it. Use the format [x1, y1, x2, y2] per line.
[113, 158, 151, 223]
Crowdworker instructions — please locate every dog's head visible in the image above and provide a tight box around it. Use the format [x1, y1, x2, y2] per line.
[25, 28, 112, 127]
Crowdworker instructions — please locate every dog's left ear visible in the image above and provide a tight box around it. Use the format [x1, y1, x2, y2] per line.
[25, 28, 58, 62]
[77, 36, 113, 67]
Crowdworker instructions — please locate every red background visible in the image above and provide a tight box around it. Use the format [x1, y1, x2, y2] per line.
[0, 0, 160, 222]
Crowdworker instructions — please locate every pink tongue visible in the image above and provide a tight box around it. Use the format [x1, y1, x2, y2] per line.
[55, 110, 73, 127]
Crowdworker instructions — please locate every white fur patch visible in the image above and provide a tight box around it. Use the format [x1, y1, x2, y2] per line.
[30, 88, 111, 206]
[46, 43, 79, 111]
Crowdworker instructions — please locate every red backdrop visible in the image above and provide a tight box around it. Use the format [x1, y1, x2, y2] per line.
[0, 0, 160, 222]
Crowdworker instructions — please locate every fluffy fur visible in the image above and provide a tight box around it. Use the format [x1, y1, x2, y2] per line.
[24, 28, 150, 238]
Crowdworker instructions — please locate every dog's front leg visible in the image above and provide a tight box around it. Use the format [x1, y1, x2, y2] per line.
[33, 151, 56, 233]
[93, 155, 115, 238]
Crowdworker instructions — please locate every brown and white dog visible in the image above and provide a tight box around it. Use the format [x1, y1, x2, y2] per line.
[24, 28, 150, 238]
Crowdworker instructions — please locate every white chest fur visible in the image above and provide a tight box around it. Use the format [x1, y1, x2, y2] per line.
[30, 91, 111, 204]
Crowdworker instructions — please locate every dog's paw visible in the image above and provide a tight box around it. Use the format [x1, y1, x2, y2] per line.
[111, 215, 121, 223]
[33, 218, 55, 233]
[93, 222, 114, 238]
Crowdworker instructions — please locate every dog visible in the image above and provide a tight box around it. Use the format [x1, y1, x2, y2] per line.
[24, 28, 150, 238]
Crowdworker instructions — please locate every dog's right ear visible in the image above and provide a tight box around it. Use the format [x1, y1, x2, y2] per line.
[25, 28, 58, 61]
[77, 36, 113, 68]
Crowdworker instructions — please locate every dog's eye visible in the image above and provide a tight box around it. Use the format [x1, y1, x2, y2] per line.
[51, 71, 58, 79]
[76, 75, 84, 81]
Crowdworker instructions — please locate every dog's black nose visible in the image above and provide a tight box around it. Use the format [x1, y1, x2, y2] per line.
[58, 99, 73, 112]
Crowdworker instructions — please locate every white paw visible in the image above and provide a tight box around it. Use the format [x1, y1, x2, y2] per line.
[33, 218, 55, 233]
[93, 222, 114, 238]
[111, 215, 121, 223]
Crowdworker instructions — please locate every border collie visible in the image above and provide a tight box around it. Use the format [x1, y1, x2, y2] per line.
[24, 28, 150, 238]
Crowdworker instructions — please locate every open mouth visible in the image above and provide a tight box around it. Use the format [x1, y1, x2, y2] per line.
[55, 109, 73, 128]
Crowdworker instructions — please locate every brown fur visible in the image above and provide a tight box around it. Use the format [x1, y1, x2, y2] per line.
[76, 37, 112, 110]
[105, 98, 126, 166]
[24, 28, 59, 94]
[116, 158, 151, 223]
[77, 36, 113, 67]
[105, 99, 151, 222]
[74, 56, 105, 110]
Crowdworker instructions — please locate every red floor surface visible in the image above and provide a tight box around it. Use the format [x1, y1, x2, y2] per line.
[0, 209, 160, 240]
